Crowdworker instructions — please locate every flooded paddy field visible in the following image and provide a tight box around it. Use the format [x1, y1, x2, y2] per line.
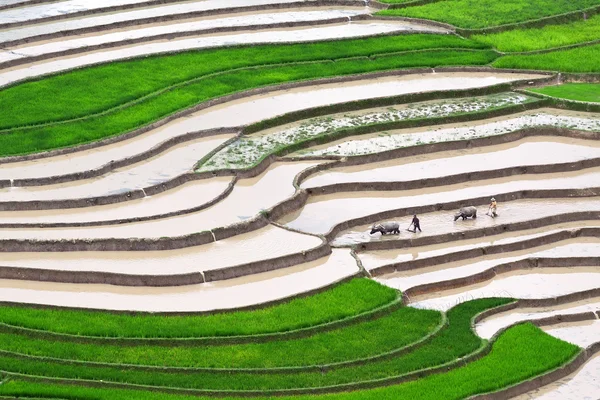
[333, 198, 600, 247]
[476, 297, 600, 340]
[0, 248, 358, 312]
[0, 136, 234, 201]
[409, 269, 600, 312]
[0, 224, 322, 275]
[0, 177, 233, 224]
[302, 137, 600, 189]
[374, 239, 600, 294]
[0, 7, 377, 46]
[284, 169, 600, 236]
[295, 109, 600, 158]
[0, 0, 598, 396]
[514, 352, 600, 400]
[0, 161, 317, 240]
[355, 221, 600, 270]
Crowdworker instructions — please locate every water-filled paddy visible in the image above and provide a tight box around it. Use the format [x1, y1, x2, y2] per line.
[0, 161, 318, 240]
[0, 248, 358, 312]
[0, 224, 323, 275]
[284, 169, 600, 235]
[475, 298, 600, 340]
[375, 240, 600, 294]
[410, 269, 600, 311]
[302, 137, 600, 189]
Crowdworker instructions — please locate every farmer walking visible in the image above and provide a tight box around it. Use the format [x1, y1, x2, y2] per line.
[408, 214, 422, 233]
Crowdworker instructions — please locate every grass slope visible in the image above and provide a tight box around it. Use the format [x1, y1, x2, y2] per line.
[0, 323, 580, 399]
[473, 14, 600, 52]
[0, 49, 497, 157]
[531, 83, 600, 102]
[0, 299, 508, 392]
[494, 43, 600, 71]
[0, 307, 441, 369]
[0, 278, 397, 339]
[378, 0, 600, 29]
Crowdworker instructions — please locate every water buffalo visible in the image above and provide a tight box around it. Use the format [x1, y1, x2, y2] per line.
[370, 221, 400, 235]
[454, 206, 477, 221]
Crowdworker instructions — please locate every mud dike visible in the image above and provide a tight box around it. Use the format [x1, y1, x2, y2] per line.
[0, 0, 598, 399]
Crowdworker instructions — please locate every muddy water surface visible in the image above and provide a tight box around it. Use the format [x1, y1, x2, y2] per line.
[0, 136, 234, 201]
[1, 8, 381, 61]
[543, 320, 600, 348]
[302, 137, 600, 189]
[409, 269, 600, 311]
[284, 169, 600, 235]
[0, 177, 233, 224]
[0, 133, 233, 184]
[0, 0, 157, 25]
[0, 3, 368, 44]
[0, 248, 358, 312]
[375, 240, 600, 293]
[0, 161, 318, 240]
[513, 352, 600, 400]
[354, 221, 600, 269]
[334, 198, 600, 248]
[475, 298, 600, 340]
[0, 224, 322, 274]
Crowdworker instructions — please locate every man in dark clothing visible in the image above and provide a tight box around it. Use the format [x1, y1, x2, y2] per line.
[408, 214, 421, 233]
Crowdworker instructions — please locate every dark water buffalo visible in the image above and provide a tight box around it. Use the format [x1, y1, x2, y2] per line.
[370, 221, 400, 235]
[454, 206, 477, 221]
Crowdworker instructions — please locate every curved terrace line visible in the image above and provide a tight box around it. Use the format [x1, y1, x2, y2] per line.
[0, 69, 533, 166]
[0, 0, 317, 30]
[0, 299, 585, 397]
[0, 5, 379, 47]
[365, 227, 600, 276]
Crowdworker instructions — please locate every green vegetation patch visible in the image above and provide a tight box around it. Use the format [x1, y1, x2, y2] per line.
[0, 322, 580, 399]
[378, 0, 600, 29]
[473, 14, 600, 52]
[0, 35, 486, 130]
[0, 278, 397, 339]
[0, 299, 507, 392]
[494, 43, 600, 72]
[531, 83, 600, 102]
[0, 48, 497, 157]
[0, 306, 441, 369]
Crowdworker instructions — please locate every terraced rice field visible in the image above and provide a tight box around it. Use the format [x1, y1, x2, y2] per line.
[0, 0, 598, 399]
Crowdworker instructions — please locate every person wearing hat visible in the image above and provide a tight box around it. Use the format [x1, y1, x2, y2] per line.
[488, 197, 498, 218]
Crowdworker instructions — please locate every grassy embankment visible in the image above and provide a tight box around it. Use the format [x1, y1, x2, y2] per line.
[377, 0, 600, 29]
[0, 306, 441, 369]
[0, 299, 507, 391]
[493, 43, 600, 72]
[0, 36, 493, 157]
[0, 278, 397, 339]
[0, 304, 580, 398]
[531, 83, 600, 102]
[473, 14, 600, 52]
